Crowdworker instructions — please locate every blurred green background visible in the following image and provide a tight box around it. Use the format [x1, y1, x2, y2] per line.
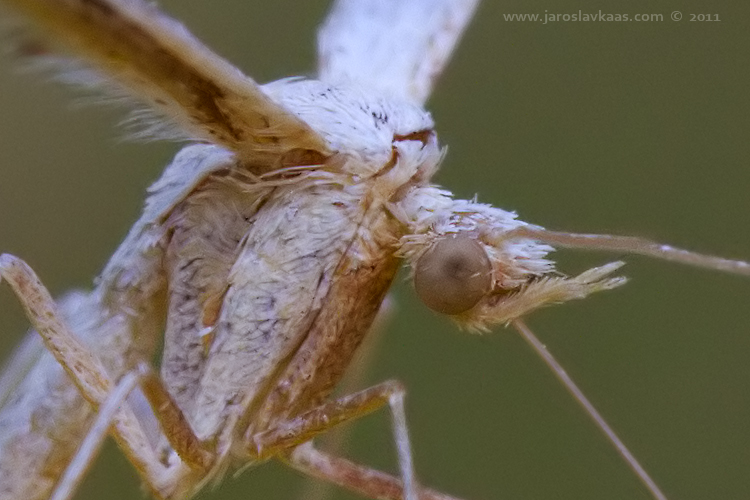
[1, 1, 750, 499]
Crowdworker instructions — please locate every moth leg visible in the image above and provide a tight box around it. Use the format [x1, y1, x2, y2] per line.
[296, 295, 395, 500]
[137, 366, 215, 471]
[0, 255, 112, 404]
[250, 380, 418, 500]
[49, 369, 142, 500]
[0, 254, 174, 497]
[286, 443, 465, 500]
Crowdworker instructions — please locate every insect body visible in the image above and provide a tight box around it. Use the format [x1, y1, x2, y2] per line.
[1, 1, 749, 499]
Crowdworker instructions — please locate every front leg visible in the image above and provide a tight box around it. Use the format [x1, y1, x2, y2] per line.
[0, 254, 176, 498]
[0, 255, 114, 404]
[288, 444, 464, 500]
[249, 380, 463, 500]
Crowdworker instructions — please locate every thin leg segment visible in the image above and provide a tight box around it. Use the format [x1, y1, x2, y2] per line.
[296, 295, 394, 500]
[0, 254, 174, 497]
[50, 369, 142, 500]
[249, 380, 419, 500]
[0, 254, 111, 404]
[139, 367, 214, 470]
[287, 444, 465, 500]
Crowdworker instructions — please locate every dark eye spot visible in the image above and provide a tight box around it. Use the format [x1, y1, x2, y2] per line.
[393, 129, 433, 148]
[414, 236, 492, 315]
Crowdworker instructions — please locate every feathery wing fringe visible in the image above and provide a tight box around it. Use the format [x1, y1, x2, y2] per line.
[2, 0, 330, 164]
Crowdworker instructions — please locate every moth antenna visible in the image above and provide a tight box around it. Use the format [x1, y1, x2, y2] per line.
[512, 319, 669, 500]
[503, 226, 750, 277]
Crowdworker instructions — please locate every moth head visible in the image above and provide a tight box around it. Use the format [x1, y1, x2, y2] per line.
[398, 189, 626, 331]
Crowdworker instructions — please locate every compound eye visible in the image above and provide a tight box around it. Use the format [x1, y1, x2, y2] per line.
[414, 236, 492, 315]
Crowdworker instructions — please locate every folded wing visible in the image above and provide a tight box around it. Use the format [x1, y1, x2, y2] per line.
[318, 0, 480, 104]
[4, 0, 329, 163]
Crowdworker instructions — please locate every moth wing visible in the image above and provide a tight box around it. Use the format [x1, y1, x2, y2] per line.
[5, 0, 329, 163]
[317, 0, 480, 104]
[98, 145, 234, 303]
